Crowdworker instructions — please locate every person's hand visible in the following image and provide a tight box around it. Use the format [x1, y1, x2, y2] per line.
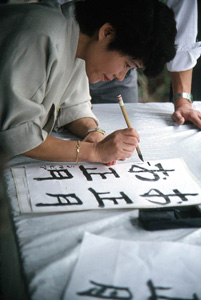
[172, 103, 201, 129]
[93, 128, 140, 164]
[83, 131, 117, 165]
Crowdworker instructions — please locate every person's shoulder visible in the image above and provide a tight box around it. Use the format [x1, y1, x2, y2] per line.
[24, 2, 64, 29]
[0, 2, 61, 16]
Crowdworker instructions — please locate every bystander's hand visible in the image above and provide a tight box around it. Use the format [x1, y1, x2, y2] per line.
[172, 103, 201, 129]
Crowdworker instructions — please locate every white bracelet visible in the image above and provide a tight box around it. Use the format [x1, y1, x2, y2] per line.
[172, 93, 193, 103]
[86, 128, 105, 136]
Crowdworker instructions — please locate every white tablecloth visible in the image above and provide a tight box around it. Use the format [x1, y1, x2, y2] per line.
[3, 102, 201, 300]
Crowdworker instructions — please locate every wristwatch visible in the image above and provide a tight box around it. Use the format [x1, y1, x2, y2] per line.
[172, 92, 193, 103]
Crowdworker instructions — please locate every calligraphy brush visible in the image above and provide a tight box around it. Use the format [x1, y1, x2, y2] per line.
[117, 94, 144, 162]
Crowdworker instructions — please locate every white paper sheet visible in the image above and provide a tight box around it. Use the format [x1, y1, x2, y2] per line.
[12, 158, 201, 213]
[64, 232, 201, 300]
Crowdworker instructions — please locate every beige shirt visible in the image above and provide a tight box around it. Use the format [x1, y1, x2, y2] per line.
[0, 2, 97, 156]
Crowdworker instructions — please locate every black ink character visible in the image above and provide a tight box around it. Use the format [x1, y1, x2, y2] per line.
[36, 193, 82, 206]
[79, 166, 120, 181]
[147, 280, 200, 300]
[34, 169, 73, 181]
[128, 163, 175, 181]
[40, 164, 66, 170]
[77, 280, 133, 299]
[89, 188, 133, 207]
[140, 189, 199, 205]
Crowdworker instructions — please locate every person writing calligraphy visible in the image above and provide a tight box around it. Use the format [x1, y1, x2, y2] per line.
[0, 0, 176, 165]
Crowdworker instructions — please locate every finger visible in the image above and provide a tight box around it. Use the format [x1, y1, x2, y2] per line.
[106, 161, 116, 166]
[122, 138, 139, 150]
[122, 128, 140, 142]
[189, 113, 201, 129]
[122, 146, 137, 156]
[172, 111, 185, 125]
[120, 147, 135, 159]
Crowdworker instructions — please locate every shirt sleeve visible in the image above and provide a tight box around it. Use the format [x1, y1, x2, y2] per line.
[55, 59, 99, 129]
[166, 0, 201, 72]
[0, 33, 54, 156]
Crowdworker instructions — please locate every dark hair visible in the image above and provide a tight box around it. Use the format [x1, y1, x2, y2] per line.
[75, 0, 177, 77]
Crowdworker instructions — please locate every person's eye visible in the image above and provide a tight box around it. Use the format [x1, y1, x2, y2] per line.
[125, 63, 131, 69]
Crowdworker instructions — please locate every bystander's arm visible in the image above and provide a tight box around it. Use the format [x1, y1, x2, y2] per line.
[170, 69, 201, 129]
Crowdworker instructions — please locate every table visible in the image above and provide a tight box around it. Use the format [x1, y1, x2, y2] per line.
[1, 102, 201, 300]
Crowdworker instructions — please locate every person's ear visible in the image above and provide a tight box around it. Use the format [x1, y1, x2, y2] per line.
[98, 23, 115, 41]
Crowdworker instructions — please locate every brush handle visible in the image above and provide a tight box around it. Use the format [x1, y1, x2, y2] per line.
[117, 94, 144, 162]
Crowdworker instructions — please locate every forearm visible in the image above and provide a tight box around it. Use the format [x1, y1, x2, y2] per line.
[23, 128, 140, 164]
[66, 117, 98, 139]
[23, 118, 104, 162]
[23, 135, 96, 162]
[170, 69, 201, 128]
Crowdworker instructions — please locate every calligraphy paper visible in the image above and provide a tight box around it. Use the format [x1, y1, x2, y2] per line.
[64, 232, 201, 300]
[11, 167, 32, 213]
[12, 158, 201, 213]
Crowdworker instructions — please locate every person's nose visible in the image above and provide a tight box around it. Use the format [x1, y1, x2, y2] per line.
[114, 69, 128, 81]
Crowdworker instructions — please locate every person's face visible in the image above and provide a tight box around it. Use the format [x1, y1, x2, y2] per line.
[83, 24, 143, 83]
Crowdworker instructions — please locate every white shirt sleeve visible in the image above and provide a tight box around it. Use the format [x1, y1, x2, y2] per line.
[166, 0, 201, 72]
